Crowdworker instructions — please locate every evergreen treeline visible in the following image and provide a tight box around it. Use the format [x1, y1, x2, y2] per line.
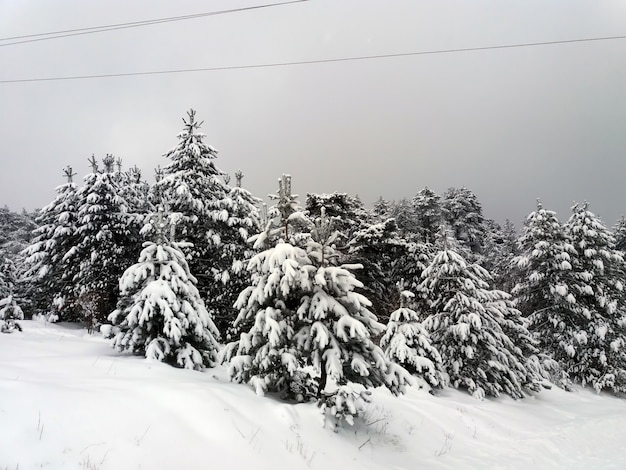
[3, 109, 626, 427]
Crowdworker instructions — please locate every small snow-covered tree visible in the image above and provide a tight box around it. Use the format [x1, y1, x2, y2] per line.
[420, 245, 542, 399]
[560, 203, 626, 392]
[223, 175, 312, 397]
[225, 179, 411, 427]
[109, 208, 220, 369]
[380, 289, 445, 391]
[0, 295, 24, 333]
[300, 210, 411, 425]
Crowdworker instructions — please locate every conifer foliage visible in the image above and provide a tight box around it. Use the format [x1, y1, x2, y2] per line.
[109, 209, 220, 370]
[225, 177, 410, 427]
[380, 289, 445, 390]
[421, 244, 542, 399]
[560, 203, 626, 392]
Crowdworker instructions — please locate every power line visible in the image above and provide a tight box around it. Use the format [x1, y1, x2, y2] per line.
[2, 34, 625, 84]
[0, 0, 308, 47]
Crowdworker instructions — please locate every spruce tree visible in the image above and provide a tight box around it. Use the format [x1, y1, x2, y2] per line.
[152, 109, 231, 301]
[561, 203, 626, 392]
[0, 295, 24, 333]
[109, 208, 220, 369]
[441, 186, 485, 258]
[72, 155, 136, 329]
[225, 178, 410, 426]
[224, 175, 313, 398]
[22, 166, 81, 320]
[420, 242, 542, 399]
[380, 289, 445, 391]
[412, 187, 444, 244]
[209, 170, 262, 336]
[511, 201, 577, 386]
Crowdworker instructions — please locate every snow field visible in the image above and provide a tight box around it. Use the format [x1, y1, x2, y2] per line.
[2, 320, 626, 470]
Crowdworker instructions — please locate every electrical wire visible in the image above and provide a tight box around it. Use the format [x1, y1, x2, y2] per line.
[1, 34, 625, 84]
[0, 0, 309, 47]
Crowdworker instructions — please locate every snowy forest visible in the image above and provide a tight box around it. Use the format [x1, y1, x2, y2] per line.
[3, 109, 626, 428]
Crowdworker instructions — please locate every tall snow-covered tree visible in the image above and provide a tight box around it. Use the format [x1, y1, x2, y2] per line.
[511, 201, 576, 386]
[208, 170, 262, 336]
[22, 166, 80, 320]
[380, 289, 445, 391]
[441, 186, 485, 257]
[152, 109, 231, 300]
[420, 245, 543, 399]
[412, 187, 444, 244]
[71, 155, 137, 328]
[560, 203, 626, 392]
[109, 208, 220, 369]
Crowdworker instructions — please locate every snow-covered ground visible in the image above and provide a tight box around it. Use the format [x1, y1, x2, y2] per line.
[2, 321, 626, 470]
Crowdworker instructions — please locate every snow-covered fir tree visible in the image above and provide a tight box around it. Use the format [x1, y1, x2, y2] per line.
[225, 178, 410, 427]
[224, 175, 313, 398]
[22, 166, 80, 320]
[109, 207, 220, 369]
[380, 289, 445, 391]
[412, 187, 444, 244]
[300, 209, 411, 426]
[511, 201, 578, 386]
[613, 216, 626, 253]
[152, 109, 232, 301]
[0, 294, 24, 333]
[208, 170, 262, 336]
[441, 186, 485, 258]
[371, 196, 391, 222]
[347, 218, 408, 322]
[305, 192, 368, 247]
[71, 155, 137, 329]
[559, 203, 626, 392]
[420, 239, 543, 399]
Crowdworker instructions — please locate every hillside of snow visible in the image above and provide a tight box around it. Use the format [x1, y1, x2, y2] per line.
[2, 320, 626, 470]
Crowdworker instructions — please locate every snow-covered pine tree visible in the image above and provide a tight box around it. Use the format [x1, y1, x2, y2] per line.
[420, 241, 543, 399]
[151, 109, 231, 300]
[441, 186, 485, 259]
[347, 218, 408, 322]
[380, 289, 445, 391]
[511, 201, 577, 387]
[298, 209, 412, 426]
[72, 155, 137, 329]
[305, 192, 368, 247]
[208, 170, 262, 336]
[371, 196, 391, 222]
[560, 202, 626, 392]
[412, 187, 444, 244]
[224, 175, 313, 398]
[0, 294, 24, 333]
[613, 216, 626, 253]
[109, 207, 220, 369]
[225, 178, 411, 425]
[22, 166, 81, 320]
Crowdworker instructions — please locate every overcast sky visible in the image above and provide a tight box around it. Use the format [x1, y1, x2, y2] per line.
[1, 0, 625, 227]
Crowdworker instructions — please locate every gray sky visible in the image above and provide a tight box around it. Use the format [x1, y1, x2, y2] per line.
[1, 0, 626, 228]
